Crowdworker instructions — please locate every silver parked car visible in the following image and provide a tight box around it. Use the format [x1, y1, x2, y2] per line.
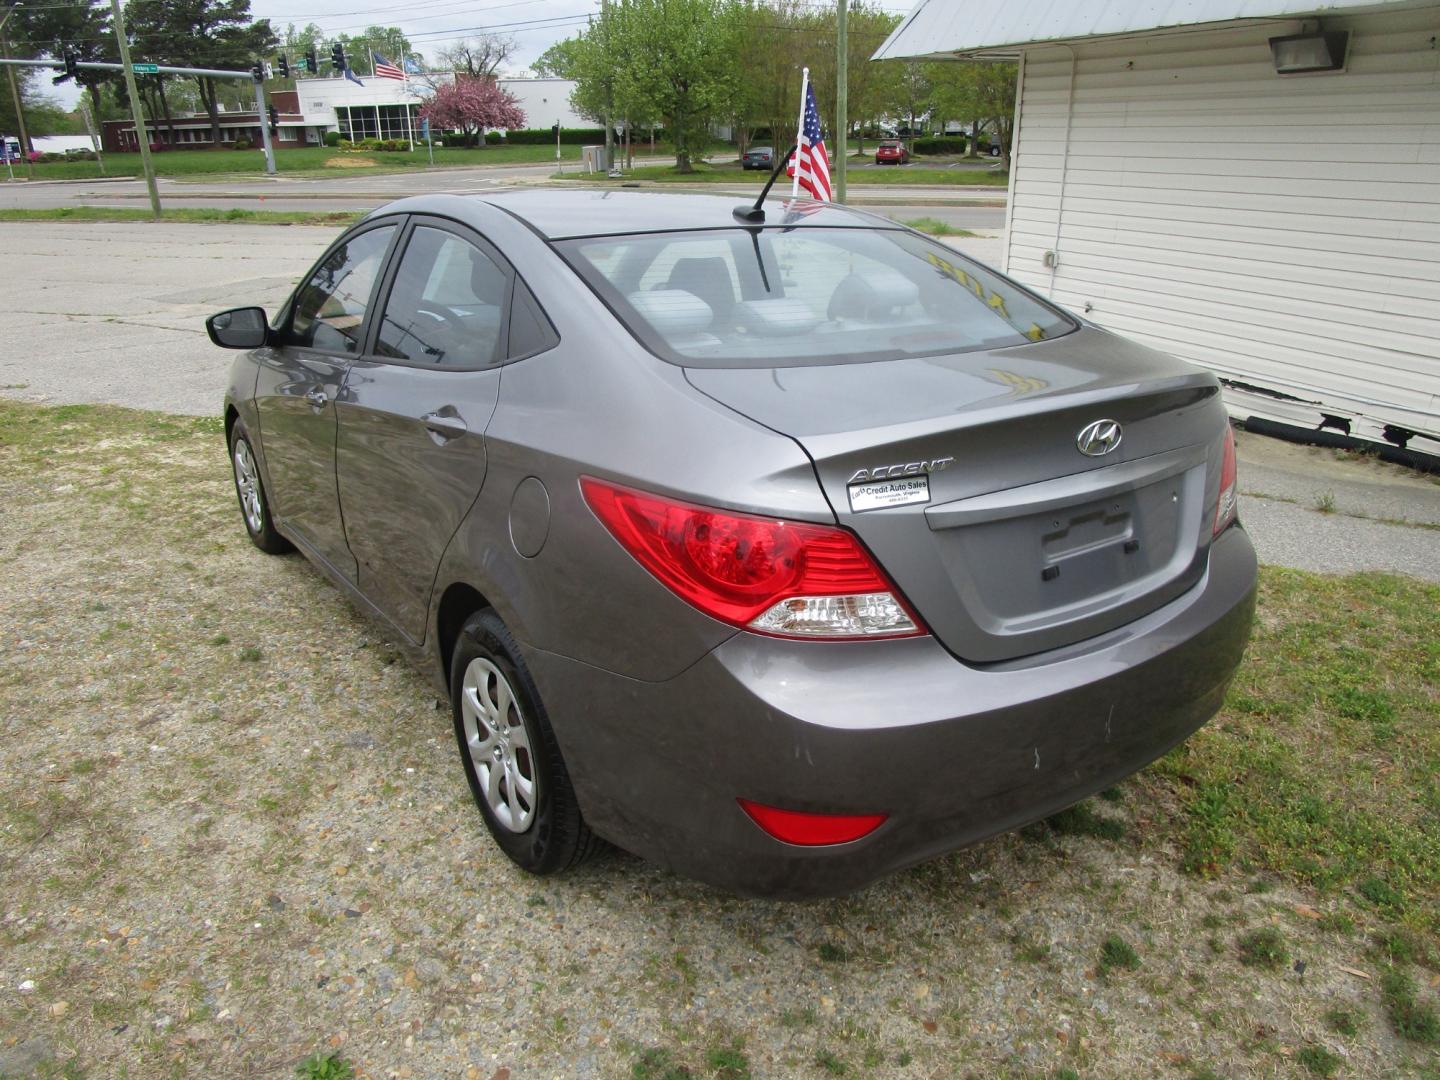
[208, 191, 1256, 898]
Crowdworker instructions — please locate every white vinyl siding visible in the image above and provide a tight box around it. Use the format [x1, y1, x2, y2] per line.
[1003, 8, 1440, 444]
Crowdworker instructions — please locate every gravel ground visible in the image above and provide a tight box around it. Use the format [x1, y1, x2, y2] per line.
[2, 407, 1436, 1079]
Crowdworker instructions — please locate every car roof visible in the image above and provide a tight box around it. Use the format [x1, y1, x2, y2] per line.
[473, 189, 889, 240]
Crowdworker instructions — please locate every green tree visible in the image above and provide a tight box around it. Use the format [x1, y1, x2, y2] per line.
[926, 60, 1017, 166]
[2, 0, 114, 149]
[532, 36, 585, 79]
[126, 0, 277, 144]
[339, 26, 415, 75]
[602, 0, 738, 172]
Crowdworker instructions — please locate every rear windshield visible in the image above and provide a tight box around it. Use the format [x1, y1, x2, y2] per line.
[557, 226, 1075, 368]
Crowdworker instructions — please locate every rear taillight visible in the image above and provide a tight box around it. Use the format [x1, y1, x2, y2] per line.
[1213, 424, 1238, 536]
[580, 477, 925, 639]
[738, 799, 887, 845]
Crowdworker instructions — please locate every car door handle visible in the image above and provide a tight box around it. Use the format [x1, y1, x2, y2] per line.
[422, 411, 467, 441]
[305, 388, 327, 410]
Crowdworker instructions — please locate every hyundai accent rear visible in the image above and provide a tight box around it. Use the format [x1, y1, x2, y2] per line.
[213, 191, 1256, 899]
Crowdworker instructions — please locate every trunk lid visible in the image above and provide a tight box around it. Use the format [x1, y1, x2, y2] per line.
[685, 327, 1229, 662]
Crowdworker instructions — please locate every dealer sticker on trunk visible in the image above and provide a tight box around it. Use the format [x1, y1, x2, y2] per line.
[847, 475, 930, 513]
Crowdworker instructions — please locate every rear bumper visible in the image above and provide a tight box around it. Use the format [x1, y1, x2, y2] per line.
[526, 525, 1257, 899]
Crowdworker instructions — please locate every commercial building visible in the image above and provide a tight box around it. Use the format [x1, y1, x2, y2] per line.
[875, 0, 1440, 452]
[102, 75, 585, 154]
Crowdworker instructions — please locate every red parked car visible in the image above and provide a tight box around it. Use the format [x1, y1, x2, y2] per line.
[875, 140, 909, 165]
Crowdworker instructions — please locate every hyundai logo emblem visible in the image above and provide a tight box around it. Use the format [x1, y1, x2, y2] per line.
[1077, 419, 1123, 457]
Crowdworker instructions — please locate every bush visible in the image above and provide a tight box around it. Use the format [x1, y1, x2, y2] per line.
[503, 127, 608, 145]
[323, 130, 342, 147]
[232, 136, 252, 150]
[912, 136, 967, 155]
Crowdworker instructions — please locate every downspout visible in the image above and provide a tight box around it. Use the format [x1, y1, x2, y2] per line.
[1048, 44, 1077, 297]
[1000, 50, 1025, 275]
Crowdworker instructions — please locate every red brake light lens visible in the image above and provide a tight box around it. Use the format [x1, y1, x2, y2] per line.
[580, 477, 925, 639]
[738, 799, 888, 846]
[1213, 425, 1238, 536]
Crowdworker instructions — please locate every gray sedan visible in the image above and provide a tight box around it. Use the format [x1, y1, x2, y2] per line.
[207, 191, 1256, 898]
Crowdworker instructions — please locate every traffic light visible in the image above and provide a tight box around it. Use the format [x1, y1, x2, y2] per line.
[276, 54, 289, 79]
[267, 104, 279, 132]
[304, 48, 319, 74]
[52, 46, 79, 85]
[330, 42, 345, 71]
[250, 61, 264, 82]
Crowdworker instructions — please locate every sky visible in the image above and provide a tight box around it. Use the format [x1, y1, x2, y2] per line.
[42, 0, 916, 109]
[251, 0, 611, 74]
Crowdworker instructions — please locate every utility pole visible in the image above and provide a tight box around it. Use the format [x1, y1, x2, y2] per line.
[600, 0, 614, 173]
[251, 75, 275, 175]
[109, 0, 161, 217]
[835, 0, 848, 202]
[1, 2, 35, 180]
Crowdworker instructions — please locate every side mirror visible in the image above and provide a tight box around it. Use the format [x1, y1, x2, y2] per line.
[206, 307, 270, 349]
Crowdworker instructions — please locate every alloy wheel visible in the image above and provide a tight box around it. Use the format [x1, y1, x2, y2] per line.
[460, 657, 537, 832]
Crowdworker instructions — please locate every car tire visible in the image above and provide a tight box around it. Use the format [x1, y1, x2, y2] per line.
[450, 608, 600, 875]
[228, 423, 292, 554]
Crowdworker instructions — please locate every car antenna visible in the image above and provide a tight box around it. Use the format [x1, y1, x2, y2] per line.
[733, 144, 797, 224]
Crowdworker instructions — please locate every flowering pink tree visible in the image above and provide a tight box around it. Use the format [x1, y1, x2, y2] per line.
[419, 78, 526, 146]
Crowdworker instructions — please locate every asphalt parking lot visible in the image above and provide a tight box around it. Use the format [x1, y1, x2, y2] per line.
[1, 219, 1432, 582]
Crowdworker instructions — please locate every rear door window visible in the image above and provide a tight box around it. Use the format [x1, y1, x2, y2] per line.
[375, 225, 511, 368]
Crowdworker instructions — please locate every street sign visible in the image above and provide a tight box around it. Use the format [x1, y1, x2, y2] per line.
[132, 63, 159, 74]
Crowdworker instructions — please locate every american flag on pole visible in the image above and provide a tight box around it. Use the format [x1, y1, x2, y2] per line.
[788, 74, 832, 201]
[373, 52, 405, 80]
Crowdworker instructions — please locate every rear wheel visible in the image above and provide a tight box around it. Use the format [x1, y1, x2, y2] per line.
[450, 609, 599, 875]
[229, 424, 292, 554]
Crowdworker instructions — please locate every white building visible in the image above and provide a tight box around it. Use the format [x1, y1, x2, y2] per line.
[293, 73, 584, 142]
[875, 0, 1440, 453]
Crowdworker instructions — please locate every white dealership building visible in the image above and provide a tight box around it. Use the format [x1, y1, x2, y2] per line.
[293, 73, 585, 142]
[876, 0, 1440, 454]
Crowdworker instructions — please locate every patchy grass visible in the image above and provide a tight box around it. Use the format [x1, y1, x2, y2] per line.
[295, 1051, 354, 1079]
[2, 398, 1438, 1078]
[1145, 569, 1440, 935]
[1237, 927, 1288, 969]
[0, 207, 362, 227]
[1296, 1044, 1342, 1077]
[898, 216, 979, 237]
[20, 142, 617, 181]
[1098, 934, 1141, 975]
[1381, 968, 1440, 1043]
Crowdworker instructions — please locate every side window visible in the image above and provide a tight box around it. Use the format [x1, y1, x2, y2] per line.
[376, 226, 509, 368]
[289, 225, 394, 353]
[506, 279, 559, 359]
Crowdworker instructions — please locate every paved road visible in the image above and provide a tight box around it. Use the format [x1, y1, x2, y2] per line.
[3, 219, 1430, 581]
[1, 160, 1008, 233]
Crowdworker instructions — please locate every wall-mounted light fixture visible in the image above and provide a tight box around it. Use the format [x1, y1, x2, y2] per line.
[1269, 29, 1350, 74]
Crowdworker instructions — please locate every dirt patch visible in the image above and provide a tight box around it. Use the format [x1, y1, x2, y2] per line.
[325, 156, 379, 169]
[0, 403, 1435, 1079]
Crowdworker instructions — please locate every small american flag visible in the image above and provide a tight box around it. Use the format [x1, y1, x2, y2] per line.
[373, 52, 405, 81]
[789, 78, 832, 202]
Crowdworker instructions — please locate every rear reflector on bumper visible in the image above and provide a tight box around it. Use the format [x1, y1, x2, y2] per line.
[738, 799, 887, 846]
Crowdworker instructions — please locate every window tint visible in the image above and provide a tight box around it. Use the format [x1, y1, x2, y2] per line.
[376, 226, 509, 368]
[506, 279, 559, 359]
[559, 228, 1075, 368]
[289, 226, 394, 353]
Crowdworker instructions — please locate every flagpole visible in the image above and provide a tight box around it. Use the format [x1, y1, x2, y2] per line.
[404, 63, 414, 151]
[791, 66, 808, 199]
